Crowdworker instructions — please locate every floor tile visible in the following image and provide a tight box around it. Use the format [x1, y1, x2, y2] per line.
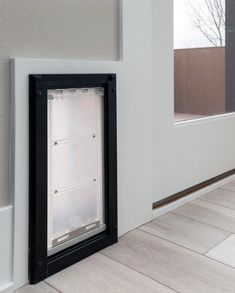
[46, 253, 175, 293]
[15, 282, 58, 293]
[206, 234, 235, 267]
[139, 212, 230, 253]
[201, 188, 235, 210]
[102, 229, 235, 293]
[221, 180, 235, 192]
[174, 199, 235, 233]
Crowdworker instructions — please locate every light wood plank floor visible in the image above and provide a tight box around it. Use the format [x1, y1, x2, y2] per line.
[17, 180, 235, 293]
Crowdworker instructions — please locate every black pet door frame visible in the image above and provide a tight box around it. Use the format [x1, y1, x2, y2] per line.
[29, 74, 117, 284]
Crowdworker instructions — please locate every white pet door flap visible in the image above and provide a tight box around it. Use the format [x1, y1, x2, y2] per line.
[48, 88, 105, 254]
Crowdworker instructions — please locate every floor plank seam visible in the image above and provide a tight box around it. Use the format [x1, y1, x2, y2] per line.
[220, 187, 235, 193]
[138, 224, 232, 255]
[205, 254, 235, 270]
[203, 233, 233, 255]
[44, 280, 63, 293]
[100, 251, 180, 293]
[196, 198, 235, 211]
[171, 210, 234, 234]
[162, 210, 232, 232]
[138, 228, 235, 271]
[198, 198, 235, 212]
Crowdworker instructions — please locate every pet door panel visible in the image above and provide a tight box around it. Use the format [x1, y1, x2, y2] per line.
[51, 138, 100, 190]
[50, 89, 99, 141]
[47, 88, 105, 255]
[52, 182, 101, 246]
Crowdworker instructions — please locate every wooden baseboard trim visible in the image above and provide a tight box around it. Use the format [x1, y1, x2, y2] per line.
[152, 169, 235, 210]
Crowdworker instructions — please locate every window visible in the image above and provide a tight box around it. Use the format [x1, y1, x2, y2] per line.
[174, 0, 235, 122]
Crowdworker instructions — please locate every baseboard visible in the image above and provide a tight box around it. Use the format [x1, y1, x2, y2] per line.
[152, 173, 235, 219]
[0, 283, 13, 293]
[0, 206, 13, 292]
[153, 169, 235, 209]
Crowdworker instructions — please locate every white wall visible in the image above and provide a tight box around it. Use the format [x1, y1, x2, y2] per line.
[0, 0, 119, 207]
[12, 0, 153, 288]
[152, 0, 235, 203]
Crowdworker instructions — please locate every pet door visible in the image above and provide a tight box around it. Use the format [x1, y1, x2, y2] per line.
[29, 74, 117, 284]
